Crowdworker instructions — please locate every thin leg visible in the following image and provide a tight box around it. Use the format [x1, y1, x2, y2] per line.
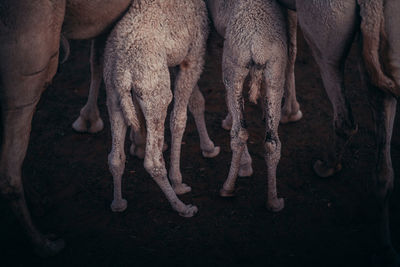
[220, 58, 249, 197]
[281, 10, 303, 124]
[188, 85, 220, 159]
[72, 38, 104, 133]
[140, 81, 198, 217]
[220, 94, 253, 177]
[297, 2, 358, 177]
[106, 90, 128, 212]
[311, 59, 357, 177]
[168, 59, 201, 195]
[221, 111, 253, 178]
[263, 56, 286, 212]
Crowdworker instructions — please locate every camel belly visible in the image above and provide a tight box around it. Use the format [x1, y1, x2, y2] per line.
[62, 0, 131, 39]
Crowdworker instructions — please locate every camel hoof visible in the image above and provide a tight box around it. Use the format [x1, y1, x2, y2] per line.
[313, 160, 342, 178]
[72, 116, 87, 132]
[219, 187, 235, 197]
[35, 238, 65, 257]
[202, 146, 220, 158]
[173, 183, 192, 195]
[238, 163, 253, 177]
[72, 116, 104, 133]
[178, 204, 198, 218]
[221, 118, 232, 131]
[280, 110, 303, 124]
[267, 198, 284, 212]
[111, 199, 128, 212]
[88, 118, 104, 133]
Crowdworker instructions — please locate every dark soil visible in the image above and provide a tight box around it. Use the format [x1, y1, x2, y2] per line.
[1, 28, 400, 267]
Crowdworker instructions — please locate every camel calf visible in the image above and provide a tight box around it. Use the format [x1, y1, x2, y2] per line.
[103, 0, 213, 217]
[72, 39, 220, 162]
[206, 0, 291, 211]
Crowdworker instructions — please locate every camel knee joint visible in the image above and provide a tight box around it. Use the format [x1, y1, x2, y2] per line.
[230, 128, 248, 149]
[144, 159, 167, 178]
[264, 133, 280, 154]
[108, 153, 126, 177]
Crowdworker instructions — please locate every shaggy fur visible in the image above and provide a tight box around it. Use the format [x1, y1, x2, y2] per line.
[103, 0, 213, 217]
[72, 40, 220, 161]
[219, 11, 301, 130]
[207, 0, 289, 212]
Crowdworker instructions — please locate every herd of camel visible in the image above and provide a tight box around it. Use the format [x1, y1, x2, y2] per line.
[1, 0, 399, 264]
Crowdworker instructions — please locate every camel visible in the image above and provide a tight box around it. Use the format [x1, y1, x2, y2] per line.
[277, 0, 400, 263]
[0, 0, 133, 256]
[0, 0, 219, 255]
[206, 0, 293, 212]
[102, 0, 214, 216]
[210, 0, 400, 262]
[1, 0, 398, 262]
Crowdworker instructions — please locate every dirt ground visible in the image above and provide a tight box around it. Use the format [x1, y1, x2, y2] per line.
[1, 26, 400, 266]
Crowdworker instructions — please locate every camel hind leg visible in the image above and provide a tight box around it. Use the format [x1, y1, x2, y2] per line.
[297, 0, 358, 177]
[168, 62, 197, 195]
[263, 51, 287, 212]
[169, 29, 219, 195]
[188, 85, 220, 159]
[136, 65, 198, 217]
[0, 1, 66, 255]
[219, 55, 250, 197]
[106, 87, 129, 212]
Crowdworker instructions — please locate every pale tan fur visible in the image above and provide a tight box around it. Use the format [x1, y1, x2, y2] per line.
[207, 0, 288, 211]
[103, 0, 213, 217]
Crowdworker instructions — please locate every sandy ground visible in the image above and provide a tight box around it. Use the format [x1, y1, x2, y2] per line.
[1, 26, 400, 266]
